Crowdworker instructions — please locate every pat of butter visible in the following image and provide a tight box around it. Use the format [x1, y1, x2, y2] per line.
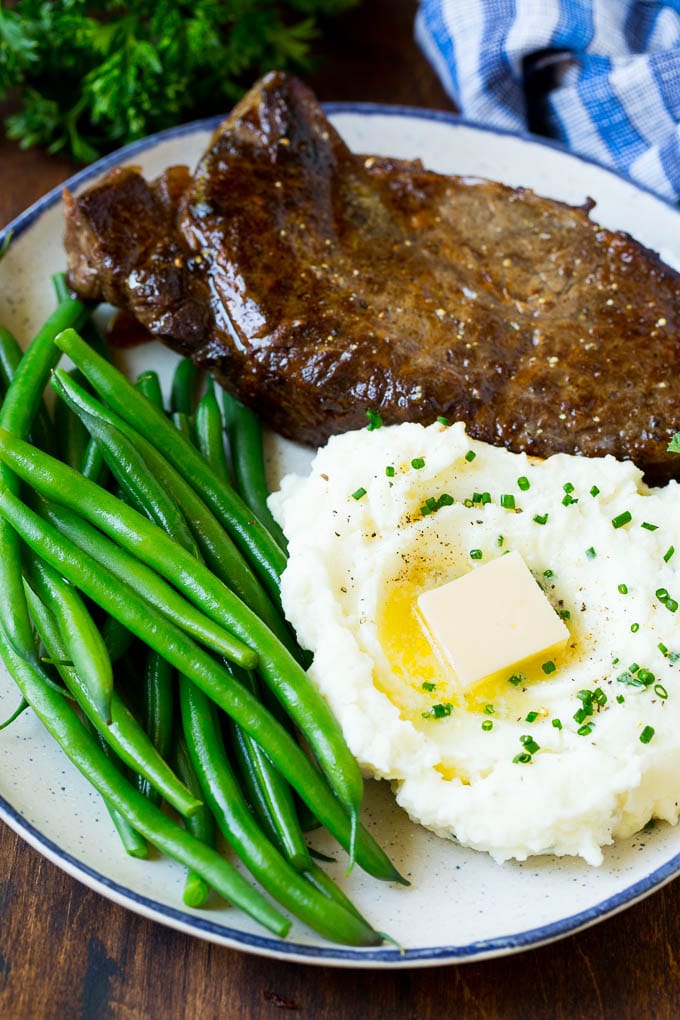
[416, 550, 569, 691]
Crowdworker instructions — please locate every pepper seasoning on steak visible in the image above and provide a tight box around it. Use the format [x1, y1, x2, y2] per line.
[64, 71, 680, 483]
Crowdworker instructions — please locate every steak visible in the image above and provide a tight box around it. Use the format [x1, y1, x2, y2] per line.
[64, 71, 680, 483]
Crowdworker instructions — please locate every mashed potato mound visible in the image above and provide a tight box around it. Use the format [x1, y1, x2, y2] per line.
[270, 421, 680, 864]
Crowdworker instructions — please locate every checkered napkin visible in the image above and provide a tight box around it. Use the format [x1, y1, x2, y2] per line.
[416, 0, 680, 202]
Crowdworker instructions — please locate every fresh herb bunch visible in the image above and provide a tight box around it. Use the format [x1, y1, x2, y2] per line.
[0, 0, 358, 163]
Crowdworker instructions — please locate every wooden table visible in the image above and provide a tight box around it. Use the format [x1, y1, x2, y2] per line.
[1, 3, 679, 1017]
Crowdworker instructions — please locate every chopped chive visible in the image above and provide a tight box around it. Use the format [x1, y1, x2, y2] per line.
[497, 535, 505, 547]
[517, 476, 530, 491]
[664, 546, 675, 563]
[436, 415, 449, 426]
[612, 510, 632, 529]
[520, 736, 540, 754]
[654, 684, 668, 699]
[562, 494, 578, 506]
[552, 718, 563, 729]
[542, 660, 557, 675]
[585, 546, 597, 559]
[637, 669, 655, 686]
[484, 704, 495, 715]
[430, 702, 453, 719]
[421, 681, 436, 692]
[590, 485, 600, 497]
[464, 450, 476, 462]
[631, 622, 640, 633]
[544, 568, 554, 578]
[469, 549, 483, 560]
[366, 409, 383, 430]
[508, 673, 525, 687]
[658, 642, 669, 656]
[639, 725, 655, 744]
[411, 457, 425, 469]
[525, 711, 539, 723]
[559, 609, 571, 620]
[513, 752, 532, 764]
[385, 465, 395, 477]
[618, 583, 629, 594]
[352, 486, 367, 500]
[577, 724, 593, 736]
[481, 719, 493, 732]
[563, 482, 575, 493]
[533, 513, 549, 525]
[641, 522, 658, 531]
[616, 694, 625, 703]
[629, 662, 640, 673]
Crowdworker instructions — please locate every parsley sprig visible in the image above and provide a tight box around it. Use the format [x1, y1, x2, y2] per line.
[0, 1, 357, 163]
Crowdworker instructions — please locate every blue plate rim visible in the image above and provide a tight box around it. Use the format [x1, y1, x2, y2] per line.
[1, 101, 679, 966]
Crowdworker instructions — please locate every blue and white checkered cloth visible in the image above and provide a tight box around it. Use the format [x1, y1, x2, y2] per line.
[416, 0, 680, 202]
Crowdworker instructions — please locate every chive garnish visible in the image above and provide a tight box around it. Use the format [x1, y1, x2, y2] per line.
[552, 718, 563, 729]
[559, 609, 571, 620]
[618, 583, 628, 594]
[586, 546, 597, 559]
[352, 487, 367, 500]
[590, 485, 600, 497]
[664, 546, 675, 563]
[469, 549, 483, 560]
[436, 415, 449, 426]
[481, 719, 493, 732]
[366, 409, 383, 430]
[640, 725, 655, 744]
[520, 735, 540, 754]
[464, 450, 476, 462]
[411, 457, 425, 469]
[641, 522, 658, 531]
[533, 513, 549, 525]
[508, 673, 525, 687]
[517, 476, 530, 491]
[612, 510, 632, 529]
[631, 622, 640, 633]
[542, 661, 557, 675]
[525, 711, 539, 722]
[577, 724, 593, 736]
[421, 681, 436, 692]
[513, 752, 532, 764]
[654, 684, 668, 699]
[385, 465, 395, 477]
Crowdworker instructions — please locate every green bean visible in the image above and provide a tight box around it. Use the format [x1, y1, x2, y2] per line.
[0, 484, 401, 882]
[138, 648, 174, 804]
[54, 373, 90, 469]
[135, 370, 164, 410]
[37, 496, 258, 670]
[0, 430, 362, 830]
[82, 716, 149, 859]
[195, 379, 231, 484]
[222, 389, 287, 551]
[170, 357, 201, 417]
[173, 732, 217, 907]
[50, 368, 290, 647]
[228, 665, 311, 871]
[303, 860, 370, 924]
[172, 410, 193, 440]
[53, 373, 200, 557]
[25, 584, 201, 818]
[0, 326, 55, 455]
[179, 676, 382, 945]
[0, 621, 290, 938]
[55, 328, 287, 605]
[0, 299, 87, 662]
[100, 614, 135, 664]
[24, 548, 113, 722]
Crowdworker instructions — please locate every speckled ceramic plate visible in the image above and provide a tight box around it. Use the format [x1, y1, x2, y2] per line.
[1, 105, 679, 968]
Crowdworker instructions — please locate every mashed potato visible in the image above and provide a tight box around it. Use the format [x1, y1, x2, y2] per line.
[270, 421, 680, 864]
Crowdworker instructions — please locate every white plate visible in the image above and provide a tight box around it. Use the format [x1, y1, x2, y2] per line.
[1, 105, 679, 969]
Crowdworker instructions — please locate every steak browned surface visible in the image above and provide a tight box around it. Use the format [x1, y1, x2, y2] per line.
[64, 71, 680, 483]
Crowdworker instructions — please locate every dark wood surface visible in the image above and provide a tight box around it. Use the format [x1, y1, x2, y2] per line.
[2, 2, 680, 1017]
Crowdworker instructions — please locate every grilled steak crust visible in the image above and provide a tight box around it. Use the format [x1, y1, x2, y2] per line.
[64, 72, 680, 482]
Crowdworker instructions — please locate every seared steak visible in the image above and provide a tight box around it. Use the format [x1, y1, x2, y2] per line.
[64, 72, 680, 482]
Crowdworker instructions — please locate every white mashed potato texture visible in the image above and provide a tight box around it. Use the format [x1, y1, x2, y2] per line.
[269, 421, 680, 864]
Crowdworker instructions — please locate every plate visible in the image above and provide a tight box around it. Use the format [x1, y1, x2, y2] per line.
[1, 104, 679, 969]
